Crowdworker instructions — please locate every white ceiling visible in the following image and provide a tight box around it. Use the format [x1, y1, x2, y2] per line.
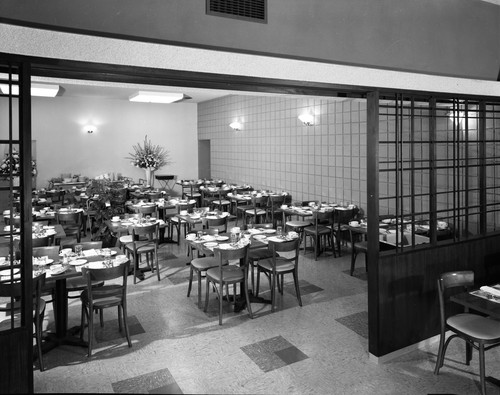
[33, 76, 272, 103]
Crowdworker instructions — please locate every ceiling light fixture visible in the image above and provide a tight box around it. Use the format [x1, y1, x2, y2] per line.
[0, 83, 60, 97]
[129, 91, 185, 104]
[298, 111, 315, 126]
[229, 121, 242, 131]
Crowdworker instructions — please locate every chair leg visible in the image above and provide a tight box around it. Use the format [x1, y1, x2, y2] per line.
[244, 270, 253, 319]
[35, 311, 45, 371]
[479, 343, 486, 395]
[219, 280, 224, 325]
[197, 271, 202, 308]
[293, 270, 302, 306]
[187, 265, 194, 297]
[270, 272, 276, 312]
[204, 277, 211, 312]
[350, 250, 358, 276]
[121, 304, 132, 348]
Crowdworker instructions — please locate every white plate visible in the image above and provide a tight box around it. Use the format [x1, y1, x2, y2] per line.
[204, 242, 218, 248]
[88, 261, 105, 269]
[111, 218, 121, 222]
[50, 266, 67, 275]
[382, 219, 392, 224]
[263, 229, 276, 234]
[98, 250, 117, 256]
[253, 234, 267, 240]
[202, 235, 216, 242]
[69, 259, 87, 266]
[216, 236, 229, 241]
[43, 225, 55, 230]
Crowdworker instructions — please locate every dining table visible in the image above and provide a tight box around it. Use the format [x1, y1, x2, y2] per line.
[7, 247, 128, 353]
[185, 227, 299, 311]
[0, 223, 66, 250]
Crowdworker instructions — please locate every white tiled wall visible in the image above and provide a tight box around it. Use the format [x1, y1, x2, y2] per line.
[198, 95, 367, 212]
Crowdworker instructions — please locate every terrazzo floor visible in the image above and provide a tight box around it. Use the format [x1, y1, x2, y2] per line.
[33, 225, 500, 394]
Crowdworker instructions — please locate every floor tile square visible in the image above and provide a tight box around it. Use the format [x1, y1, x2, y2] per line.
[283, 279, 323, 295]
[335, 310, 369, 339]
[241, 335, 308, 372]
[112, 368, 180, 393]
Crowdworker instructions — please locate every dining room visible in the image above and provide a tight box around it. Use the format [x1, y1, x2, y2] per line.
[1, 0, 500, 392]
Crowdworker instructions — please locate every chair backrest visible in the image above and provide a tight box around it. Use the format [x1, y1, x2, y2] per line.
[32, 235, 51, 248]
[334, 208, 356, 228]
[213, 243, 249, 270]
[437, 270, 474, 327]
[81, 261, 129, 305]
[56, 211, 82, 226]
[137, 204, 157, 216]
[47, 190, 65, 204]
[206, 216, 228, 233]
[77, 241, 103, 251]
[0, 272, 45, 319]
[313, 210, 335, 228]
[131, 222, 159, 243]
[267, 238, 300, 269]
[33, 246, 60, 261]
[147, 192, 162, 201]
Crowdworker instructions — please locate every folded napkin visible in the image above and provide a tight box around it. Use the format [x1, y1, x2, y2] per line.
[480, 286, 500, 297]
[82, 249, 99, 257]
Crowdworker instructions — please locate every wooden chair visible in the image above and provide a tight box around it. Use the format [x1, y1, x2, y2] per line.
[348, 228, 368, 276]
[303, 210, 335, 260]
[211, 188, 231, 212]
[434, 271, 500, 395]
[204, 243, 253, 325]
[146, 191, 162, 202]
[80, 261, 132, 357]
[65, 241, 105, 300]
[135, 204, 158, 218]
[255, 238, 302, 312]
[55, 210, 84, 245]
[184, 182, 202, 207]
[201, 187, 219, 209]
[170, 202, 196, 243]
[332, 208, 357, 256]
[243, 195, 269, 226]
[266, 194, 286, 227]
[0, 272, 47, 371]
[124, 222, 161, 283]
[32, 235, 50, 248]
[46, 189, 65, 206]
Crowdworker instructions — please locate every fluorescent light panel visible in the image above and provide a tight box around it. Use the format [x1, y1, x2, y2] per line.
[129, 91, 184, 104]
[0, 83, 59, 97]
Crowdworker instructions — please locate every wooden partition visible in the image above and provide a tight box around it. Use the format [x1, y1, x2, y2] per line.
[371, 234, 500, 356]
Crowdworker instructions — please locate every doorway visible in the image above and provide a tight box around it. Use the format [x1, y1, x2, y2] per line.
[198, 139, 210, 179]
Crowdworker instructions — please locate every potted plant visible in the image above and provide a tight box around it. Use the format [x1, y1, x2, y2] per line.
[86, 179, 127, 247]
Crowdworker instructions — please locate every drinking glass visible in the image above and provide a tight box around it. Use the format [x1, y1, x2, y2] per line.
[197, 230, 203, 240]
[75, 244, 83, 257]
[213, 228, 219, 238]
[277, 226, 283, 238]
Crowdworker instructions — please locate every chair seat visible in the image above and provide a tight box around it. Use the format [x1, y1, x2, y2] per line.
[67, 277, 104, 292]
[213, 200, 230, 205]
[119, 235, 133, 243]
[191, 257, 219, 271]
[81, 285, 124, 309]
[448, 313, 500, 341]
[286, 220, 311, 228]
[249, 249, 275, 260]
[125, 242, 156, 254]
[245, 208, 266, 215]
[258, 258, 295, 273]
[206, 265, 244, 283]
[304, 225, 331, 235]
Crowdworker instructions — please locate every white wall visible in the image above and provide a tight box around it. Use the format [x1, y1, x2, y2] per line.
[0, 96, 199, 188]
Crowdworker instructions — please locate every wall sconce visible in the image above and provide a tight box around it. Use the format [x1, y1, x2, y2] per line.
[299, 111, 315, 126]
[229, 121, 242, 131]
[85, 125, 96, 134]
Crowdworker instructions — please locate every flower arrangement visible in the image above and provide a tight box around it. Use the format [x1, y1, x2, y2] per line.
[0, 150, 37, 176]
[126, 135, 171, 171]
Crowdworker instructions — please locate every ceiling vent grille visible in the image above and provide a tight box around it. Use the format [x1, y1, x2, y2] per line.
[207, 0, 267, 23]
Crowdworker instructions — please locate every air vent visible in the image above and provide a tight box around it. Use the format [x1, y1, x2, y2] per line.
[207, 0, 267, 23]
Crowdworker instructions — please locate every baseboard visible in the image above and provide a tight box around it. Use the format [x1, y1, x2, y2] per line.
[369, 334, 441, 364]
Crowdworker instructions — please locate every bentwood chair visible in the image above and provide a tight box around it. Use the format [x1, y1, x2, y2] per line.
[434, 271, 500, 395]
[211, 187, 232, 212]
[170, 202, 197, 243]
[80, 261, 132, 357]
[332, 208, 357, 256]
[0, 272, 47, 371]
[303, 210, 335, 260]
[266, 194, 286, 228]
[348, 228, 368, 276]
[255, 238, 302, 312]
[204, 243, 253, 325]
[124, 222, 161, 283]
[55, 210, 84, 245]
[243, 195, 269, 226]
[65, 241, 105, 300]
[33, 245, 60, 322]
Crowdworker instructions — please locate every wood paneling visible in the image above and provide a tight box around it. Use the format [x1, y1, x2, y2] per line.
[373, 234, 500, 356]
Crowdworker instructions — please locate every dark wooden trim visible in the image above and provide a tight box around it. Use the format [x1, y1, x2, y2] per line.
[366, 91, 380, 356]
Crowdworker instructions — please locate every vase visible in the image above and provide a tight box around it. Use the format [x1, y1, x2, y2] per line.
[145, 168, 155, 188]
